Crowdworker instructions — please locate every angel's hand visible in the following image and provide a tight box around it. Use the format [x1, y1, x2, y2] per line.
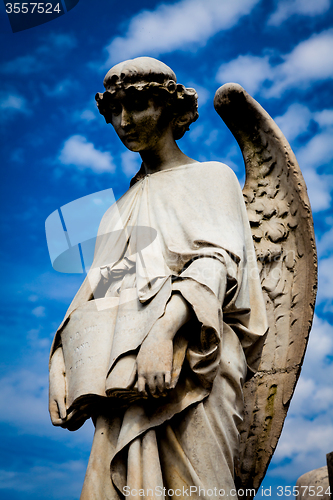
[136, 293, 192, 397]
[49, 347, 67, 426]
[136, 335, 173, 397]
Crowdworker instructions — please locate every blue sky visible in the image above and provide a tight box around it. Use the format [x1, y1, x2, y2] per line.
[1, 1, 333, 499]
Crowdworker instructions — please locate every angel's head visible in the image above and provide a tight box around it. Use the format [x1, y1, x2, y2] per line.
[95, 57, 198, 144]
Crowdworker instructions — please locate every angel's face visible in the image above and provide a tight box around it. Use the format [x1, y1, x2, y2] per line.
[109, 89, 171, 152]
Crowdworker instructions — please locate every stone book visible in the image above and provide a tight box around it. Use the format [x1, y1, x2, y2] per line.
[60, 297, 142, 412]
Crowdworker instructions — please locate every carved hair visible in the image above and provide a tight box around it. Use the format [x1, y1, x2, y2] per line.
[95, 57, 198, 140]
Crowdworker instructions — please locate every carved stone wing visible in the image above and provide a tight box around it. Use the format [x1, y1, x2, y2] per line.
[214, 84, 317, 495]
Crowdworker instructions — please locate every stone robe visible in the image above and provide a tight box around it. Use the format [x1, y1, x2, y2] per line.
[50, 162, 267, 500]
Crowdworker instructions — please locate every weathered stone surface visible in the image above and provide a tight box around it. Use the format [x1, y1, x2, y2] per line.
[296, 466, 331, 500]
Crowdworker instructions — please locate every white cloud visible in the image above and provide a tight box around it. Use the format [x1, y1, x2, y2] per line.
[270, 104, 333, 212]
[268, 29, 333, 97]
[215, 29, 333, 97]
[0, 92, 29, 114]
[24, 272, 84, 303]
[189, 123, 205, 142]
[295, 316, 333, 387]
[28, 294, 39, 302]
[301, 168, 333, 212]
[79, 109, 97, 122]
[59, 135, 115, 173]
[268, 0, 330, 26]
[295, 125, 333, 212]
[32, 306, 46, 318]
[0, 369, 49, 429]
[204, 129, 219, 146]
[216, 55, 272, 95]
[274, 417, 333, 463]
[270, 416, 333, 480]
[314, 109, 333, 128]
[1, 33, 76, 74]
[0, 460, 86, 497]
[317, 226, 333, 259]
[298, 131, 333, 170]
[0, 365, 94, 443]
[291, 378, 333, 416]
[274, 103, 312, 142]
[0, 55, 44, 74]
[38, 33, 77, 52]
[27, 328, 50, 350]
[317, 256, 333, 306]
[121, 150, 141, 177]
[104, 0, 260, 65]
[41, 79, 73, 96]
[73, 103, 100, 124]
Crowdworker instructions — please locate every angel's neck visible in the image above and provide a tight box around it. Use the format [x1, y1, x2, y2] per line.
[140, 136, 197, 174]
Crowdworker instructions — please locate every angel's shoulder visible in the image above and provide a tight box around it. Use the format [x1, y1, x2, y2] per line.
[198, 160, 238, 177]
[196, 161, 241, 189]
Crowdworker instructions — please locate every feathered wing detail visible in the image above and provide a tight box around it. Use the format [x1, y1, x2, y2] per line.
[214, 84, 317, 495]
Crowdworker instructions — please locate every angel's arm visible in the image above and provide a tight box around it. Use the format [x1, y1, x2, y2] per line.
[137, 256, 229, 397]
[136, 293, 192, 396]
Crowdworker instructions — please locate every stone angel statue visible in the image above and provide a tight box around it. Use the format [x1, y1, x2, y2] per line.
[48, 57, 317, 500]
